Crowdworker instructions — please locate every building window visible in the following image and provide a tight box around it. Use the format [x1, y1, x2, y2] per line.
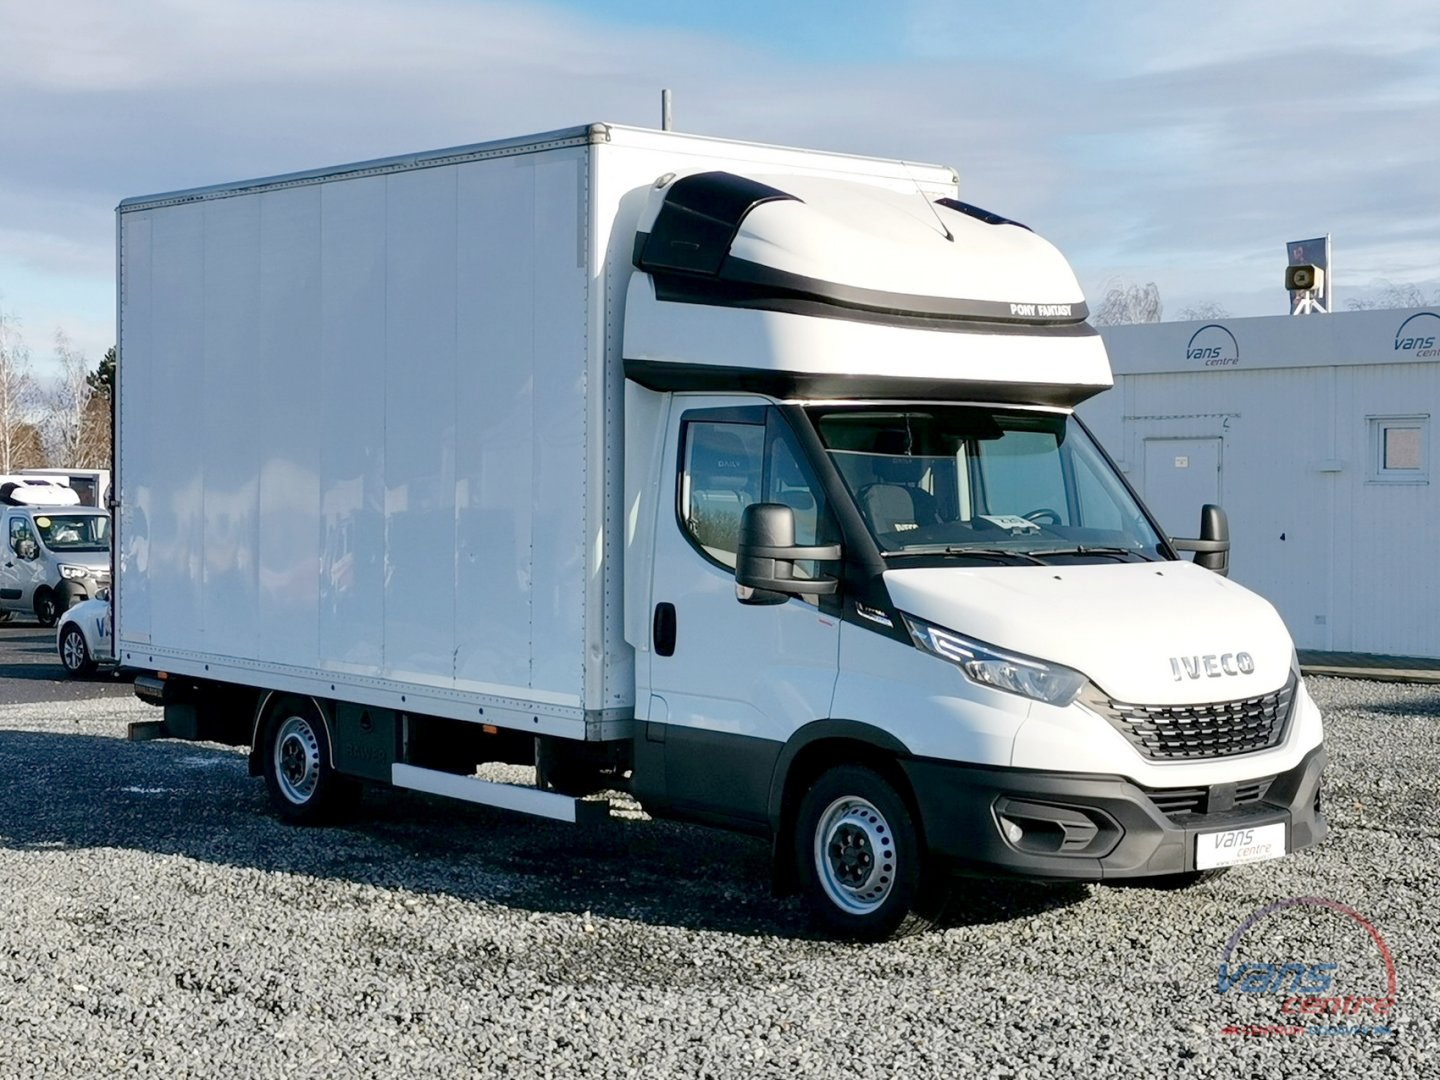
[1368, 415, 1429, 483]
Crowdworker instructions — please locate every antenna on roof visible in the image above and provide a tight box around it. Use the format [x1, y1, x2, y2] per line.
[661, 89, 673, 131]
[903, 160, 952, 242]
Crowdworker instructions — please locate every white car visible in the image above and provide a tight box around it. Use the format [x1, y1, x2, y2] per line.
[57, 597, 114, 676]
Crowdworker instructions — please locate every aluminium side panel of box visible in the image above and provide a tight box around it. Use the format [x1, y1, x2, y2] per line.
[116, 129, 601, 738]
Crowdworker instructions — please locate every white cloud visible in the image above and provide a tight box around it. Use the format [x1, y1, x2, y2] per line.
[1, 0, 1438, 369]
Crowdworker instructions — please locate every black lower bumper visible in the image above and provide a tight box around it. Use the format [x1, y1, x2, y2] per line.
[57, 579, 100, 608]
[901, 745, 1327, 880]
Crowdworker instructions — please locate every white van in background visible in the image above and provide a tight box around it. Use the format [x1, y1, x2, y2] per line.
[1, 505, 111, 626]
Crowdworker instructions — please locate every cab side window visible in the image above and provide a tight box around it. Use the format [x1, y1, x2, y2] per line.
[764, 413, 837, 587]
[9, 518, 34, 557]
[680, 420, 765, 569]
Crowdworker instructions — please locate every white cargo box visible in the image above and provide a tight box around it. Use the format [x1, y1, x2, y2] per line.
[115, 125, 961, 739]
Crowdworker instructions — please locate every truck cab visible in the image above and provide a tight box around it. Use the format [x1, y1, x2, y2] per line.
[617, 170, 1324, 935]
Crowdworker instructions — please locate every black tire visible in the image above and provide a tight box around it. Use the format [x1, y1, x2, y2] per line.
[537, 740, 610, 798]
[794, 764, 934, 941]
[260, 696, 360, 825]
[34, 589, 59, 628]
[59, 623, 96, 677]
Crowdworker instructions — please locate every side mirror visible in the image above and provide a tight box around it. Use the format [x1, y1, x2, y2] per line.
[1170, 504, 1230, 577]
[16, 539, 38, 561]
[734, 503, 842, 606]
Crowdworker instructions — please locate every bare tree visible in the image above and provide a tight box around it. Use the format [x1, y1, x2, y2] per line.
[1092, 281, 1164, 326]
[1176, 302, 1231, 322]
[0, 307, 43, 472]
[1345, 280, 1440, 311]
[44, 329, 109, 467]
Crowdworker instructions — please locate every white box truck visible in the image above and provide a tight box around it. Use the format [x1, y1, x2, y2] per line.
[116, 124, 1325, 938]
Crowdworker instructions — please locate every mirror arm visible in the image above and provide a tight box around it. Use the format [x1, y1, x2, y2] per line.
[741, 543, 842, 562]
[1170, 537, 1228, 553]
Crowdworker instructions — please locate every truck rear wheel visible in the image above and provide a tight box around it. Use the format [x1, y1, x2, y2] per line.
[794, 764, 932, 941]
[261, 697, 359, 825]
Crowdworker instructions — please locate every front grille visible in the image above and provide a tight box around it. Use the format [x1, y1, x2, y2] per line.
[1148, 787, 1206, 816]
[1088, 675, 1297, 761]
[1144, 776, 1277, 820]
[1235, 777, 1273, 806]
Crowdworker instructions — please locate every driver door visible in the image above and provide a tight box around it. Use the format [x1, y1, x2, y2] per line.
[646, 397, 841, 825]
[2, 514, 44, 612]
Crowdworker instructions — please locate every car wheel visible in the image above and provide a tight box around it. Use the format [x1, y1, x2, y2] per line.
[59, 623, 96, 676]
[261, 696, 360, 825]
[34, 589, 59, 628]
[794, 764, 935, 941]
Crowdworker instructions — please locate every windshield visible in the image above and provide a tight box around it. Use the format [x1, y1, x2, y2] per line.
[34, 513, 110, 553]
[807, 405, 1165, 562]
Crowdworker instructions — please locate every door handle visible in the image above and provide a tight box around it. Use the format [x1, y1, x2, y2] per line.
[653, 602, 676, 657]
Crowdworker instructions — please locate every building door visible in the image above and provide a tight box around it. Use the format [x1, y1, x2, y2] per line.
[1142, 437, 1222, 539]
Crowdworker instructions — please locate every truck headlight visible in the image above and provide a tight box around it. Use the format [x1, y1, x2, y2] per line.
[59, 565, 91, 580]
[902, 615, 1087, 707]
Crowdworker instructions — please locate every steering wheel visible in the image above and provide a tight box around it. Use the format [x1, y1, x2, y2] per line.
[1023, 508, 1062, 526]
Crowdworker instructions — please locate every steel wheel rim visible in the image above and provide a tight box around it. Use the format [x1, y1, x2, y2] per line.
[813, 795, 897, 915]
[37, 596, 56, 623]
[274, 715, 321, 804]
[62, 628, 86, 671]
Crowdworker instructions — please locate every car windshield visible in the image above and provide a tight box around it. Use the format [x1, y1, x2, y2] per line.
[34, 513, 110, 553]
[807, 405, 1166, 562]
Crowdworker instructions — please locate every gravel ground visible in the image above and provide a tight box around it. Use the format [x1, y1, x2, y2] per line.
[0, 676, 1436, 1078]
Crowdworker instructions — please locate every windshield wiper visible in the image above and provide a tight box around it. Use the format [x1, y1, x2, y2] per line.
[1025, 546, 1152, 562]
[883, 546, 1050, 565]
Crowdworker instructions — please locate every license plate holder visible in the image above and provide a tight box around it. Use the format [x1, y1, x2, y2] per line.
[1196, 822, 1286, 870]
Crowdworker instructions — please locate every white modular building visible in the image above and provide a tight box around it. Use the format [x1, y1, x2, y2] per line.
[1080, 308, 1440, 657]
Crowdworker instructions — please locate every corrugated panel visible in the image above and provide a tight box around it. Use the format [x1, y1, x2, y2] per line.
[1083, 360, 1440, 657]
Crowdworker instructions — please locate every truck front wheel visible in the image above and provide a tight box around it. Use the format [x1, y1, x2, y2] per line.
[261, 697, 359, 825]
[794, 764, 932, 941]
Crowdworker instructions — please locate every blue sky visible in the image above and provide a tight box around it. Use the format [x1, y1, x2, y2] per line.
[2, 0, 1438, 373]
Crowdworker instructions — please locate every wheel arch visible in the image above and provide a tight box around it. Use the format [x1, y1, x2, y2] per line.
[767, 720, 919, 895]
[248, 691, 336, 777]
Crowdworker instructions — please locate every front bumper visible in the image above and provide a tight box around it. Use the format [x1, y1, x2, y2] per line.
[901, 744, 1327, 880]
[57, 577, 105, 609]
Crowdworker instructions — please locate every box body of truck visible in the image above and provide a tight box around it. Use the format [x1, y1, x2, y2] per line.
[117, 124, 1325, 939]
[116, 125, 959, 737]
